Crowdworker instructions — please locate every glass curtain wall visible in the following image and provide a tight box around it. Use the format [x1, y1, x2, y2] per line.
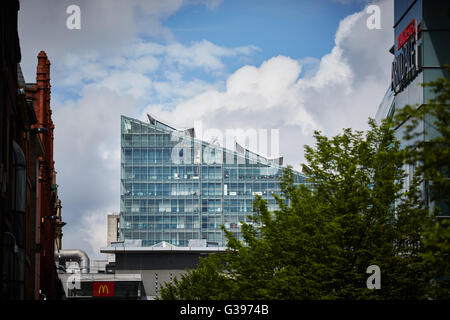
[120, 115, 307, 247]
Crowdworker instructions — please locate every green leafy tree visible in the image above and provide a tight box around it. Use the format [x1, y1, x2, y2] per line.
[159, 73, 450, 300]
[394, 67, 450, 214]
[393, 67, 450, 298]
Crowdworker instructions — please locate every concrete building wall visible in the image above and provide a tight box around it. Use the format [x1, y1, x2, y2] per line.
[107, 214, 120, 246]
[115, 252, 205, 270]
[107, 214, 120, 262]
[116, 269, 183, 299]
[113, 251, 209, 299]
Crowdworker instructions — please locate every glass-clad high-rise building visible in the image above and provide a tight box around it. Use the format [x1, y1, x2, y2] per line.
[120, 114, 307, 247]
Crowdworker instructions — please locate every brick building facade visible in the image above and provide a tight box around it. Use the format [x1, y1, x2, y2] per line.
[1, 0, 64, 300]
[25, 51, 65, 300]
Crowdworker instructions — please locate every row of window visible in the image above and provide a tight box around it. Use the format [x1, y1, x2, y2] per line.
[122, 207, 256, 214]
[121, 218, 248, 231]
[122, 174, 282, 182]
[121, 198, 278, 207]
[122, 165, 199, 180]
[122, 133, 178, 148]
[123, 148, 173, 164]
[122, 146, 284, 167]
[120, 229, 243, 246]
[123, 167, 295, 187]
[122, 146, 221, 165]
[122, 166, 284, 181]
[123, 183, 200, 197]
[126, 206, 199, 214]
[120, 234, 226, 247]
[121, 224, 241, 232]
[122, 222, 231, 230]
[122, 199, 277, 214]
[122, 182, 281, 197]
[121, 215, 249, 223]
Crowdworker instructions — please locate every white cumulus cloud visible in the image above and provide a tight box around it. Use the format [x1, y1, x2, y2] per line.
[143, 0, 394, 173]
[19, 0, 394, 259]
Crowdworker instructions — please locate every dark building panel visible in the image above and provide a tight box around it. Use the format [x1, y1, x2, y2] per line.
[115, 252, 204, 270]
[423, 0, 450, 29]
[394, 0, 418, 26]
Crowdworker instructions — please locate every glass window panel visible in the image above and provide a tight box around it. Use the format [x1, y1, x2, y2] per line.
[155, 149, 162, 163]
[131, 121, 141, 133]
[141, 134, 149, 146]
[208, 168, 215, 180]
[148, 183, 155, 196]
[123, 134, 132, 147]
[156, 184, 163, 196]
[163, 167, 170, 180]
[157, 135, 163, 147]
[186, 166, 193, 179]
[149, 135, 156, 147]
[148, 149, 155, 163]
[171, 184, 177, 196]
[164, 149, 171, 163]
[156, 167, 162, 180]
[163, 184, 170, 196]
[132, 134, 141, 147]
[171, 167, 178, 180]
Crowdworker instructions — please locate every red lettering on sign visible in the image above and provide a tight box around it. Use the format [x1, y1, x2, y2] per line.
[397, 19, 415, 50]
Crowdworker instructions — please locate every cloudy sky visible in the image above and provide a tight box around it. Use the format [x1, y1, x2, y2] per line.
[18, 0, 394, 259]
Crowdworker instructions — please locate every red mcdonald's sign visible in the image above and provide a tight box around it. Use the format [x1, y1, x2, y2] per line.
[93, 282, 115, 297]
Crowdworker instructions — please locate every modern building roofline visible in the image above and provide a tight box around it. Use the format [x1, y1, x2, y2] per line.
[121, 114, 292, 171]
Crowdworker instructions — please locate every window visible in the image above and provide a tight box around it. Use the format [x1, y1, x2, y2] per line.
[132, 134, 141, 147]
[12, 141, 26, 213]
[148, 184, 155, 196]
[141, 134, 149, 146]
[155, 149, 162, 163]
[168, 184, 175, 196]
[163, 184, 170, 196]
[122, 119, 132, 133]
[159, 201, 170, 213]
[131, 121, 141, 133]
[387, 103, 395, 120]
[123, 134, 132, 147]
[163, 167, 170, 180]
[123, 148, 132, 162]
[156, 184, 163, 196]
[163, 149, 171, 163]
[148, 149, 155, 163]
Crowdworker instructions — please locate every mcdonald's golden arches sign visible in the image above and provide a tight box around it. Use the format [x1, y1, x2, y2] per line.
[93, 282, 115, 297]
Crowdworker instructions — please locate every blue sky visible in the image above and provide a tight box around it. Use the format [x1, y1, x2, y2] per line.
[20, 0, 369, 106]
[156, 0, 368, 85]
[18, 0, 393, 258]
[165, 0, 364, 60]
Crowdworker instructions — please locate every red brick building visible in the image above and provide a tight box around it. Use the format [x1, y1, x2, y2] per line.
[1, 0, 64, 300]
[26, 51, 65, 300]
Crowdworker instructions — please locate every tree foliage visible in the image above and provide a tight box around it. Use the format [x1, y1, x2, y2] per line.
[393, 66, 450, 298]
[159, 73, 450, 300]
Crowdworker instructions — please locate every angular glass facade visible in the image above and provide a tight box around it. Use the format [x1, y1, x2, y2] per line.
[120, 115, 307, 247]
